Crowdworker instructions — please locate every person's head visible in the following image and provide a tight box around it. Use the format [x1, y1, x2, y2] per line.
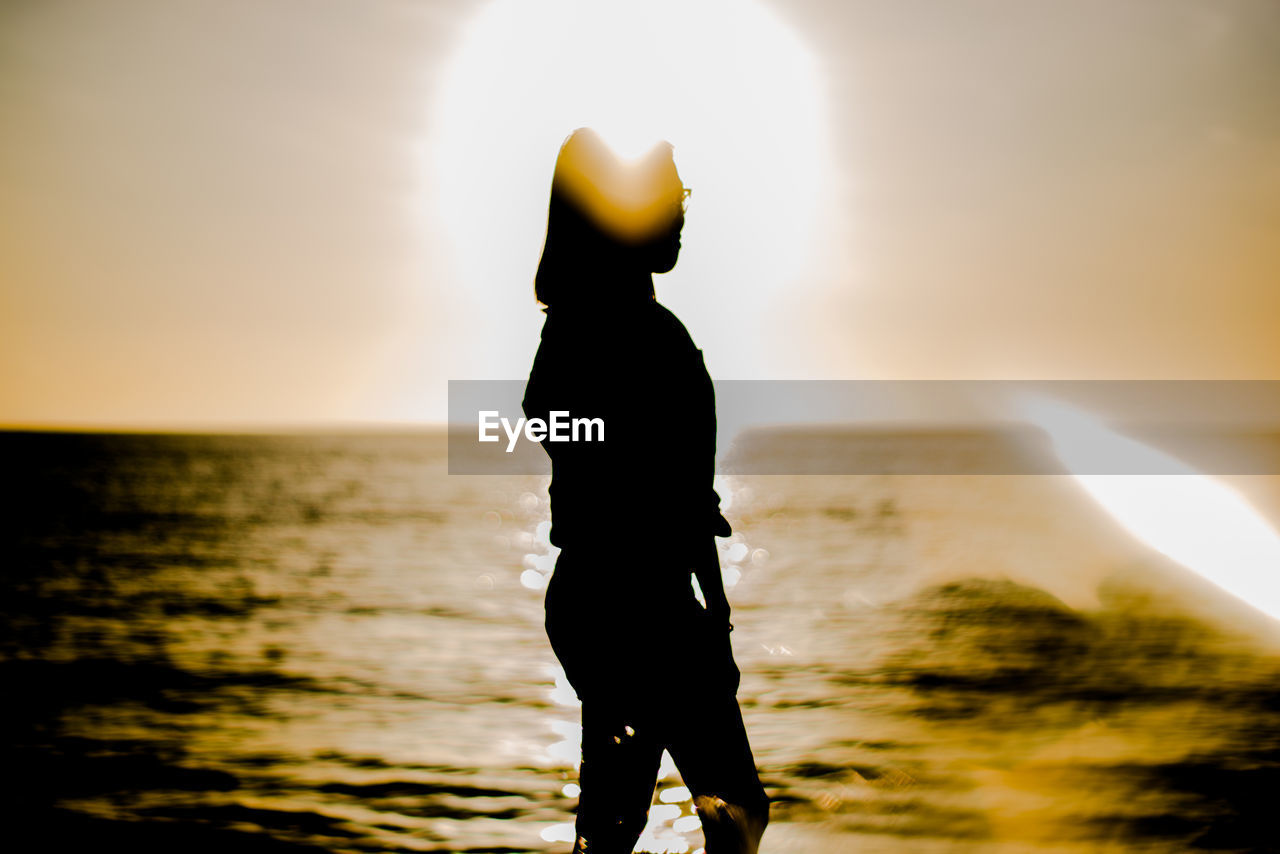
[534, 128, 688, 309]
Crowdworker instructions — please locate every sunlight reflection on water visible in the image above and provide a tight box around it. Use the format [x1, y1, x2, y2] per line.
[8, 432, 1280, 852]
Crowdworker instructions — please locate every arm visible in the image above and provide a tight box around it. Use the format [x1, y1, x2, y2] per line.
[693, 534, 741, 694]
[693, 537, 732, 629]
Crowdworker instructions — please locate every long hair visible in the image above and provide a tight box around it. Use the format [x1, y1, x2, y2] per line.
[534, 128, 684, 309]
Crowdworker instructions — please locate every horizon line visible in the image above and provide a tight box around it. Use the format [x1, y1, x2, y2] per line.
[0, 419, 450, 436]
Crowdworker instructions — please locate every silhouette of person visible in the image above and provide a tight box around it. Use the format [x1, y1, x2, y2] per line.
[523, 128, 769, 854]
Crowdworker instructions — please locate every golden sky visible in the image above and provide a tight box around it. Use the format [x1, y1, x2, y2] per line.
[2, 0, 1278, 427]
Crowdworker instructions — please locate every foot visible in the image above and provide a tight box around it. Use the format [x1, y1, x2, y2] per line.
[694, 794, 769, 854]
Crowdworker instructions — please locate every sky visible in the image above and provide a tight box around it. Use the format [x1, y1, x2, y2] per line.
[2, 0, 1278, 428]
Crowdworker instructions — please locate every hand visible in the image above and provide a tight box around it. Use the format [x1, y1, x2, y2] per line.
[697, 603, 741, 694]
[707, 600, 733, 633]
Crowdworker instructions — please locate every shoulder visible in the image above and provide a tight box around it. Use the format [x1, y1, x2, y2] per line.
[537, 309, 601, 354]
[649, 301, 699, 350]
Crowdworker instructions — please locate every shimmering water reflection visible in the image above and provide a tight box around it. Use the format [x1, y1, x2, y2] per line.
[6, 431, 1280, 852]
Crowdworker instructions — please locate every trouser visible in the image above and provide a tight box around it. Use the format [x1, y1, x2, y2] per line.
[545, 548, 769, 853]
[573, 693, 769, 854]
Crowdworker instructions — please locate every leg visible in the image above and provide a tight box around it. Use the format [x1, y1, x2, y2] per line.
[573, 700, 665, 854]
[691, 794, 769, 854]
[665, 694, 769, 854]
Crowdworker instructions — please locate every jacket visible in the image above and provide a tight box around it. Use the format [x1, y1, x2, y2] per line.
[522, 298, 730, 549]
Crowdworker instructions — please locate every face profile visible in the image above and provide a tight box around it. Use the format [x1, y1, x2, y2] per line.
[645, 192, 686, 275]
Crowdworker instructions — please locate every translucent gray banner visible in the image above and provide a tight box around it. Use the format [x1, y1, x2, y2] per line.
[448, 380, 1280, 474]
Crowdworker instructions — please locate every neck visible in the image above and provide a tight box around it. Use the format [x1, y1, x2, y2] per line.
[555, 266, 654, 312]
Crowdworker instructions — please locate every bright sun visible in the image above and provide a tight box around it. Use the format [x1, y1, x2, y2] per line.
[431, 0, 830, 379]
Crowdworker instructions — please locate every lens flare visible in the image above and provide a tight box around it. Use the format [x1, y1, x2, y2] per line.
[1024, 397, 1280, 620]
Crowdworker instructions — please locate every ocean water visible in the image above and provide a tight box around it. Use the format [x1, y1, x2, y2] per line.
[5, 430, 1280, 853]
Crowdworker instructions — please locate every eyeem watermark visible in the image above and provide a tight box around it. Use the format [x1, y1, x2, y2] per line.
[451, 380, 1280, 474]
[478, 410, 605, 453]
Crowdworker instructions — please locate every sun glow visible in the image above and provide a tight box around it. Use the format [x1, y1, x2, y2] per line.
[1025, 398, 1280, 621]
[431, 0, 830, 378]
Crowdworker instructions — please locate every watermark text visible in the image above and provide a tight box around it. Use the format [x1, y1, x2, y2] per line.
[478, 410, 605, 452]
